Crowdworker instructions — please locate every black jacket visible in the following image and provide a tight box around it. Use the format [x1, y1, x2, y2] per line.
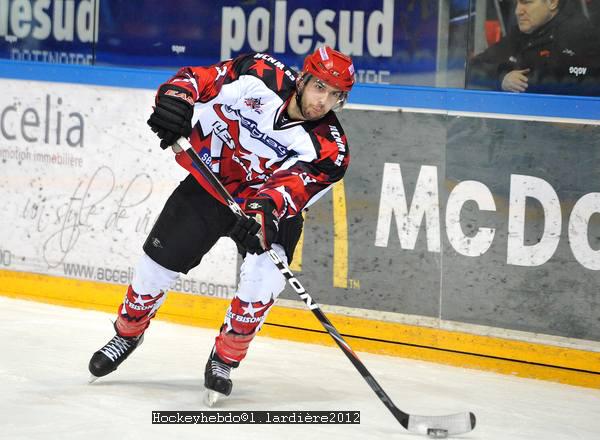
[467, 11, 600, 96]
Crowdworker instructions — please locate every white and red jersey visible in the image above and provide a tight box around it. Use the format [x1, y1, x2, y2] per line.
[162, 52, 350, 220]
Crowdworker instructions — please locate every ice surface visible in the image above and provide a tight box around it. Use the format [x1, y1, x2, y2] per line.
[1, 296, 599, 439]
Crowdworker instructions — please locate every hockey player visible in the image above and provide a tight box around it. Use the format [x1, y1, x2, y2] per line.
[88, 46, 355, 402]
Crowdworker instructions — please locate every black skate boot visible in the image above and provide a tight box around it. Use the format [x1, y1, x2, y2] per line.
[88, 330, 144, 382]
[204, 348, 237, 406]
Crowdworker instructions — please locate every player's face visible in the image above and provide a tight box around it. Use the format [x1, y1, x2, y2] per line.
[515, 0, 558, 34]
[300, 77, 346, 120]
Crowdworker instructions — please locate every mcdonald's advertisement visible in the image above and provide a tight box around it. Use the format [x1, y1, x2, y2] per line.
[284, 109, 600, 342]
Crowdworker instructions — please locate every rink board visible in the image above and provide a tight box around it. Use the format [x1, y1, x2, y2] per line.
[1, 61, 599, 389]
[1, 269, 599, 389]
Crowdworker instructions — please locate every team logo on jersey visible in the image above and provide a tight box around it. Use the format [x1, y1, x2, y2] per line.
[223, 105, 289, 158]
[244, 97, 264, 114]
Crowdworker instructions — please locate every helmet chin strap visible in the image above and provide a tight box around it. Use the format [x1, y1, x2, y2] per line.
[295, 93, 307, 120]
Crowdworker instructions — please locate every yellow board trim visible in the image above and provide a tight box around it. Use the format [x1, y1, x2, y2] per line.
[332, 181, 348, 288]
[288, 181, 349, 288]
[1, 268, 598, 389]
[289, 213, 304, 272]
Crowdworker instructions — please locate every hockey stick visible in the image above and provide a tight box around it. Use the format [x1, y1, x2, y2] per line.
[172, 137, 476, 438]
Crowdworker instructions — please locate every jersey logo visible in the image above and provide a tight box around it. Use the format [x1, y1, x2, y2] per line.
[223, 105, 289, 158]
[244, 97, 264, 114]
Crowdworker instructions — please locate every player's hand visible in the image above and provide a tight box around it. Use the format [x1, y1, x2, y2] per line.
[501, 69, 530, 93]
[147, 84, 194, 150]
[229, 198, 279, 254]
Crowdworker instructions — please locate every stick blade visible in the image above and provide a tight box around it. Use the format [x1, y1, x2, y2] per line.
[407, 411, 476, 436]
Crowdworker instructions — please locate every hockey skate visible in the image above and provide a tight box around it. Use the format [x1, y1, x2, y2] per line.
[203, 348, 237, 407]
[88, 330, 144, 382]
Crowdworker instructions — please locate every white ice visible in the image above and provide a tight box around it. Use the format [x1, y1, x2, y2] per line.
[1, 296, 599, 440]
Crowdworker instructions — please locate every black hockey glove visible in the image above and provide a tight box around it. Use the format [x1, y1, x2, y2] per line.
[147, 84, 194, 150]
[229, 197, 279, 255]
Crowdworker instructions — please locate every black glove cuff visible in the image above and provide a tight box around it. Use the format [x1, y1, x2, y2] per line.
[157, 84, 195, 107]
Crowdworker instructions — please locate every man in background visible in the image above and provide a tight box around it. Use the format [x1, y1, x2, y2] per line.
[467, 0, 600, 95]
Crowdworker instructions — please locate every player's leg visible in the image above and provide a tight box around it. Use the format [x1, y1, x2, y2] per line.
[88, 253, 177, 379]
[89, 176, 236, 379]
[205, 214, 304, 397]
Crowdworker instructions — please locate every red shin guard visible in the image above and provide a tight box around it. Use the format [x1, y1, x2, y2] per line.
[214, 330, 255, 365]
[115, 285, 165, 337]
[215, 295, 275, 364]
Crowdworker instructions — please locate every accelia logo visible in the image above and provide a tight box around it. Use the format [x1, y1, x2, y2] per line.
[0, 95, 85, 147]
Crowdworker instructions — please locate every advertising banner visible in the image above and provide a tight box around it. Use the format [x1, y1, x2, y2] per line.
[1, 73, 599, 342]
[0, 0, 98, 64]
[0, 0, 440, 85]
[283, 109, 600, 341]
[0, 78, 238, 298]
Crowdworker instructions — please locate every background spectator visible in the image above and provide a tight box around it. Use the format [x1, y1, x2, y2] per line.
[467, 0, 600, 95]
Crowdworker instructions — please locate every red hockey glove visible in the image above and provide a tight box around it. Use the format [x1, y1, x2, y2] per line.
[147, 84, 194, 149]
[229, 198, 279, 255]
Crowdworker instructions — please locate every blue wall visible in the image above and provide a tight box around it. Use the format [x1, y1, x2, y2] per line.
[1, 59, 599, 120]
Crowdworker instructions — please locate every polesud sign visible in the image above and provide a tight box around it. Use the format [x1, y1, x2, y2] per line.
[220, 0, 400, 84]
[0, 0, 99, 64]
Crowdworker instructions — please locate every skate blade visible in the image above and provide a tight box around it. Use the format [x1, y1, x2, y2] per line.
[88, 374, 99, 384]
[204, 389, 226, 407]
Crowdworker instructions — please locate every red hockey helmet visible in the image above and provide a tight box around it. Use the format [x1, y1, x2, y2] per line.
[302, 46, 355, 92]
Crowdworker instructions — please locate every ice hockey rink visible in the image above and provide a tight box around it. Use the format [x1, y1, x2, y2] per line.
[1, 295, 599, 440]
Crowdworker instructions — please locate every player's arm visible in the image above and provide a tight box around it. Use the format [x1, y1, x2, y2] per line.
[147, 55, 250, 149]
[230, 129, 350, 254]
[257, 158, 347, 219]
